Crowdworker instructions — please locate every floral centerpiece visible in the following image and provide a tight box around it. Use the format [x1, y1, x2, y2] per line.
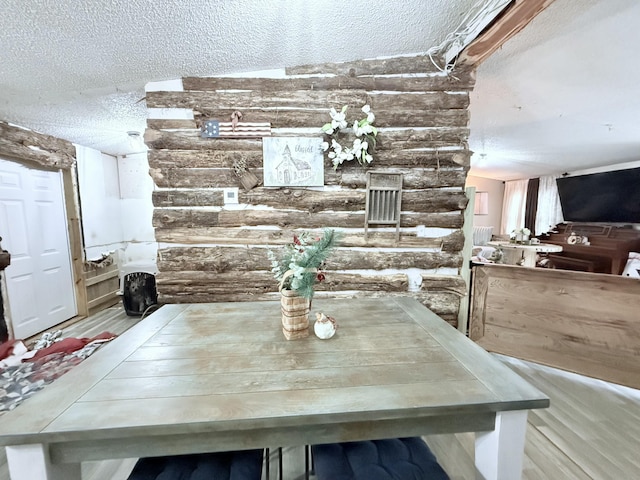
[510, 227, 531, 243]
[321, 105, 378, 170]
[268, 229, 340, 340]
[267, 228, 340, 299]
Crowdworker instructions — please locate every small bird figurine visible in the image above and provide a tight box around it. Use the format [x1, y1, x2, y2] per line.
[314, 312, 337, 339]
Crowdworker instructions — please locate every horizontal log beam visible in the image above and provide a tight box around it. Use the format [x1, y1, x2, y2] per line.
[0, 121, 76, 169]
[285, 55, 444, 76]
[153, 227, 463, 252]
[149, 107, 470, 131]
[458, 0, 556, 67]
[152, 188, 467, 213]
[145, 90, 469, 112]
[182, 70, 475, 93]
[156, 271, 408, 293]
[157, 246, 462, 272]
[149, 166, 467, 190]
[148, 149, 470, 170]
[420, 275, 468, 296]
[153, 208, 463, 230]
[416, 292, 462, 318]
[144, 129, 262, 150]
[145, 128, 467, 154]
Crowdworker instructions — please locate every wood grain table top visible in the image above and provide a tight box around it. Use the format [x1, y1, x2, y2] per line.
[0, 297, 549, 464]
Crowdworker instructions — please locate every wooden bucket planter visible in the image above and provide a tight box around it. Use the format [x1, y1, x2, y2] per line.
[280, 289, 310, 340]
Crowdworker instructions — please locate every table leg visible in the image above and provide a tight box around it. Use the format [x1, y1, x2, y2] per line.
[6, 444, 82, 480]
[521, 250, 537, 267]
[474, 410, 528, 480]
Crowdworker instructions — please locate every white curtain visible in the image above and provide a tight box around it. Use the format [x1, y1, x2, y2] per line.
[501, 179, 528, 235]
[535, 175, 564, 235]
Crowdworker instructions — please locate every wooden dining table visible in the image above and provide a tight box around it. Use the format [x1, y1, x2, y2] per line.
[0, 297, 549, 480]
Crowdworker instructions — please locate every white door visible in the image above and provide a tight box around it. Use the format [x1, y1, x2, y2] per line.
[0, 159, 77, 338]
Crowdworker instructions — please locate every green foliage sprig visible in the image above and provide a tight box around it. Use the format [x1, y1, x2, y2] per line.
[267, 228, 340, 299]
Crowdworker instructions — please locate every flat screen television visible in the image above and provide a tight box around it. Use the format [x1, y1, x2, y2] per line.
[556, 167, 640, 224]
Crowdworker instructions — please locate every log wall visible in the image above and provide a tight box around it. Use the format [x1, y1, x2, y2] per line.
[145, 55, 475, 326]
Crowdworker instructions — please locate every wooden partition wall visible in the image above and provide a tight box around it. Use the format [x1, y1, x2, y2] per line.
[145, 56, 475, 326]
[470, 263, 640, 389]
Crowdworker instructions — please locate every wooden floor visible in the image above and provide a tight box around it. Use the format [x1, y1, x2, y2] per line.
[1, 304, 639, 479]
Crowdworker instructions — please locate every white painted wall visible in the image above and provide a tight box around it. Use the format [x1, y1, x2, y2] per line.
[117, 152, 158, 274]
[75, 146, 157, 277]
[465, 175, 504, 233]
[76, 145, 125, 259]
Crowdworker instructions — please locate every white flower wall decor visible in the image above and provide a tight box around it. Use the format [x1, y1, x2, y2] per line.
[321, 104, 378, 170]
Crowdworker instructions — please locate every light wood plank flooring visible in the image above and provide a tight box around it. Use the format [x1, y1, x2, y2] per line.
[424, 354, 640, 479]
[1, 305, 639, 479]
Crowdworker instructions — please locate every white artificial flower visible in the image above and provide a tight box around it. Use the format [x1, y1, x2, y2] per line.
[511, 227, 531, 237]
[361, 105, 375, 123]
[330, 108, 347, 130]
[323, 104, 377, 169]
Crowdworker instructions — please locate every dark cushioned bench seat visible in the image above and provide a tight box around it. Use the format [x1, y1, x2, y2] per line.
[311, 437, 449, 480]
[126, 449, 264, 480]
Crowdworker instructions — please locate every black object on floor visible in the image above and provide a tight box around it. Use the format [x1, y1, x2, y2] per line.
[127, 450, 264, 480]
[122, 272, 157, 316]
[311, 437, 449, 480]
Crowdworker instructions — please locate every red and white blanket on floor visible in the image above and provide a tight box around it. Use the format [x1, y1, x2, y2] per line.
[0, 331, 116, 413]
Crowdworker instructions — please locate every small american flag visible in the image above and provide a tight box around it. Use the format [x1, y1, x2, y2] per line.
[217, 122, 272, 138]
[201, 118, 271, 139]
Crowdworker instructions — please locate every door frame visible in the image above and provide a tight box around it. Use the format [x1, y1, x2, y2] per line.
[0, 154, 88, 332]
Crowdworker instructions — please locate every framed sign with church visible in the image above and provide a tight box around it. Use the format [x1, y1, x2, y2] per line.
[262, 137, 324, 187]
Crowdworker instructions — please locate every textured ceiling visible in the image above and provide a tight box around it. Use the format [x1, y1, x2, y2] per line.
[1, 0, 638, 180]
[470, 0, 640, 180]
[0, 0, 477, 154]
